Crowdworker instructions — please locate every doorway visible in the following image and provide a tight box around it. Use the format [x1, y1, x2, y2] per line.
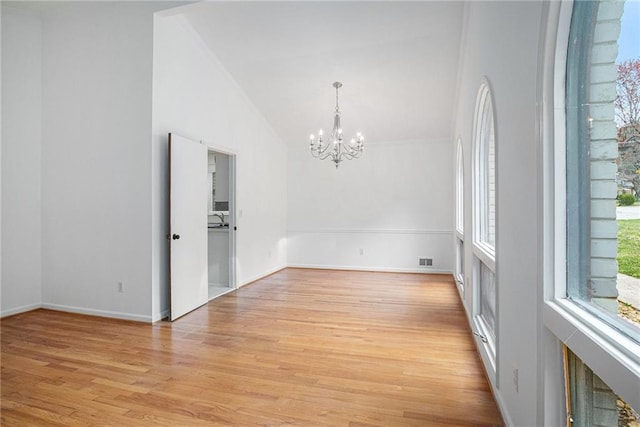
[207, 150, 236, 300]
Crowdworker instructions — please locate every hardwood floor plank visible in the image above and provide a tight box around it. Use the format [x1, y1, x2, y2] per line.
[1, 268, 503, 426]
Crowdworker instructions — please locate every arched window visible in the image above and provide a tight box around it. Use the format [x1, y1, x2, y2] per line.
[546, 0, 639, 421]
[474, 83, 496, 254]
[472, 81, 497, 369]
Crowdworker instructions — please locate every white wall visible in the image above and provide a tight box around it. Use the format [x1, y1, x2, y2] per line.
[152, 13, 288, 320]
[39, 3, 165, 321]
[453, 2, 545, 425]
[1, 4, 3, 315]
[1, 7, 43, 316]
[288, 139, 453, 273]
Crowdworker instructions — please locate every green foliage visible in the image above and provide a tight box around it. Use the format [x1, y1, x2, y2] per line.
[618, 219, 640, 279]
[617, 193, 637, 206]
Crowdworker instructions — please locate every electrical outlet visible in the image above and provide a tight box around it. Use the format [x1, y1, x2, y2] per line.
[513, 368, 519, 392]
[118, 282, 124, 293]
[359, 248, 364, 255]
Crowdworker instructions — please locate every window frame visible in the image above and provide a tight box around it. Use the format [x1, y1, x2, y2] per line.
[473, 83, 497, 263]
[541, 0, 640, 412]
[472, 80, 498, 374]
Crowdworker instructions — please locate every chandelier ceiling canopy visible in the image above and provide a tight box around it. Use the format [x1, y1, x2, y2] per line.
[309, 82, 364, 168]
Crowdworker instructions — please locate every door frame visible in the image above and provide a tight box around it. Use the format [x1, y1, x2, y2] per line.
[207, 145, 238, 291]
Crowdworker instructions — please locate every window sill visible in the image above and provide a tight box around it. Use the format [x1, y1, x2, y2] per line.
[544, 299, 640, 410]
[473, 315, 497, 384]
[473, 242, 495, 270]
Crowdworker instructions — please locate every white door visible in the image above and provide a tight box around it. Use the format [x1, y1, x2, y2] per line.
[169, 133, 208, 321]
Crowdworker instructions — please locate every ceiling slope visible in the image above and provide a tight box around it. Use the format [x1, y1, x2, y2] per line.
[182, 1, 464, 144]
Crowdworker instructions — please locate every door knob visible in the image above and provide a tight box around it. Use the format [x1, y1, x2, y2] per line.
[172, 234, 180, 240]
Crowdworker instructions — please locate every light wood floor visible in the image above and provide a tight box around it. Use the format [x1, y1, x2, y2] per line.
[1, 268, 503, 426]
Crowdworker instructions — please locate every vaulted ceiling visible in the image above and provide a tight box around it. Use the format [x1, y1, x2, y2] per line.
[182, 2, 465, 145]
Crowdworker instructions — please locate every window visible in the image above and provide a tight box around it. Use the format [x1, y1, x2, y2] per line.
[472, 82, 497, 368]
[545, 0, 640, 422]
[565, 0, 639, 343]
[455, 138, 465, 290]
[455, 238, 464, 290]
[474, 85, 496, 255]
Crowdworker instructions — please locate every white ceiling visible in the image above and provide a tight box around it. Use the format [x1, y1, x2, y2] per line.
[182, 1, 465, 145]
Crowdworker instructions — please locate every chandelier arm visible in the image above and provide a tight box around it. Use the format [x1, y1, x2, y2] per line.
[337, 152, 357, 161]
[343, 144, 361, 154]
[312, 150, 334, 161]
[314, 146, 338, 161]
[341, 146, 363, 158]
[320, 151, 337, 161]
[310, 139, 336, 158]
[346, 144, 364, 157]
[329, 140, 363, 162]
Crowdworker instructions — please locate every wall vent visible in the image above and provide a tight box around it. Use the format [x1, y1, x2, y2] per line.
[419, 258, 433, 267]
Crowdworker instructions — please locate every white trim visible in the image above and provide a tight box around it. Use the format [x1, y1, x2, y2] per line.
[492, 387, 514, 427]
[41, 303, 151, 323]
[239, 265, 287, 288]
[552, 2, 571, 302]
[538, 1, 564, 424]
[152, 309, 170, 323]
[228, 154, 238, 290]
[1, 302, 42, 318]
[544, 300, 640, 410]
[287, 229, 452, 235]
[288, 264, 452, 275]
[473, 241, 496, 272]
[3, 303, 164, 324]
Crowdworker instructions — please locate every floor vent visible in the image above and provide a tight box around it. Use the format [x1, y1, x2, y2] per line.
[419, 258, 433, 267]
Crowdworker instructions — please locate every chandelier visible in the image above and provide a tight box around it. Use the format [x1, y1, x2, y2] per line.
[309, 82, 364, 168]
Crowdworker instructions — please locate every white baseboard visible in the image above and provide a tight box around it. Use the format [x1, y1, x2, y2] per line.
[1, 302, 42, 318]
[493, 388, 514, 427]
[41, 303, 151, 323]
[152, 309, 170, 323]
[239, 265, 287, 288]
[287, 263, 453, 275]
[2, 266, 451, 322]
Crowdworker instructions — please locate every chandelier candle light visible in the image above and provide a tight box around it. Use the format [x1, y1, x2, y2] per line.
[309, 82, 364, 168]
